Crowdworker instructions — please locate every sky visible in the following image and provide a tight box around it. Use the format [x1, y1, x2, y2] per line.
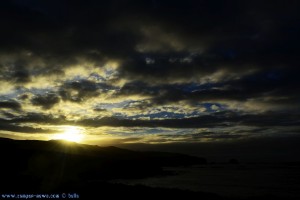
[0, 0, 300, 159]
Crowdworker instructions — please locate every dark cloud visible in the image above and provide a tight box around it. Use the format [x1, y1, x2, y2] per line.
[0, 0, 297, 69]
[0, 64, 31, 83]
[157, 132, 245, 141]
[0, 113, 58, 133]
[0, 111, 17, 119]
[0, 0, 299, 144]
[93, 108, 107, 112]
[0, 100, 22, 110]
[59, 79, 114, 102]
[0, 0, 299, 88]
[77, 111, 300, 129]
[2, 112, 66, 125]
[116, 0, 300, 83]
[59, 80, 98, 102]
[0, 0, 141, 71]
[116, 69, 300, 112]
[117, 81, 160, 97]
[18, 94, 29, 100]
[0, 121, 54, 133]
[31, 93, 60, 109]
[12, 68, 31, 83]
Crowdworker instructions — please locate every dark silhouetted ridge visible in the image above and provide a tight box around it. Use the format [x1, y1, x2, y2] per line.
[0, 137, 206, 195]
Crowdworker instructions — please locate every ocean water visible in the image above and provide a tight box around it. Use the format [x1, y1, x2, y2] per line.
[111, 164, 300, 198]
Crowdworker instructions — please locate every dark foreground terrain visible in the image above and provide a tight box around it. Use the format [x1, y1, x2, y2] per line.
[0, 138, 217, 199]
[0, 138, 299, 200]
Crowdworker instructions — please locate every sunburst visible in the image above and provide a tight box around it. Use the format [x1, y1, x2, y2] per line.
[53, 126, 84, 142]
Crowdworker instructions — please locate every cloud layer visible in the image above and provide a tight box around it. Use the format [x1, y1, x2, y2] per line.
[0, 0, 299, 144]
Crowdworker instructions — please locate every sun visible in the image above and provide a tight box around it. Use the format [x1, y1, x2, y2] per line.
[53, 126, 84, 142]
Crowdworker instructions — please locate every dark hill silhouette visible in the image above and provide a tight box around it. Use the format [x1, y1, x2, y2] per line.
[0, 137, 209, 197]
[1, 138, 295, 200]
